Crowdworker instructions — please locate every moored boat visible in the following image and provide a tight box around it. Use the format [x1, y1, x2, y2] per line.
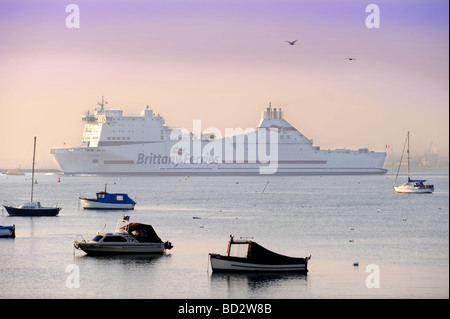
[79, 184, 136, 210]
[393, 131, 434, 193]
[4, 203, 61, 216]
[3, 167, 25, 175]
[0, 225, 15, 238]
[3, 137, 61, 216]
[394, 178, 434, 193]
[209, 236, 310, 273]
[74, 215, 173, 255]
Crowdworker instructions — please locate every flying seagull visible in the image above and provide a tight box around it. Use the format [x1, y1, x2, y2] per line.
[286, 40, 297, 45]
[346, 57, 356, 61]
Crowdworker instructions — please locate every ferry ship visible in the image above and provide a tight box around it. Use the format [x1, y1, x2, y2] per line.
[50, 98, 387, 175]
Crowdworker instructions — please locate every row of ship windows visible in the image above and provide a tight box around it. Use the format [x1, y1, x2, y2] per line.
[106, 136, 165, 140]
[84, 117, 145, 122]
[103, 136, 292, 141]
[107, 137, 131, 140]
[107, 130, 166, 134]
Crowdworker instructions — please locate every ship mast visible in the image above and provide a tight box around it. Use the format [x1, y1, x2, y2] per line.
[407, 131, 410, 180]
[98, 96, 106, 111]
[30, 136, 36, 203]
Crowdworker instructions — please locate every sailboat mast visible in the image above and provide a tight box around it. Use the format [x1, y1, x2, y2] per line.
[31, 136, 36, 203]
[407, 131, 410, 179]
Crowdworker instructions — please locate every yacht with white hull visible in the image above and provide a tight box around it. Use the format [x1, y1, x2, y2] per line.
[51, 98, 387, 176]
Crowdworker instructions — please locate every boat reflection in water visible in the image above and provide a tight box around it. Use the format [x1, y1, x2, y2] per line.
[79, 253, 168, 267]
[209, 271, 308, 297]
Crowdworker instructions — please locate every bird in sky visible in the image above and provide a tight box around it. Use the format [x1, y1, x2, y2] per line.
[285, 40, 297, 45]
[346, 57, 356, 60]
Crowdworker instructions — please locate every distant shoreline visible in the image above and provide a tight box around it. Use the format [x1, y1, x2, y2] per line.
[1, 167, 448, 176]
[0, 169, 62, 174]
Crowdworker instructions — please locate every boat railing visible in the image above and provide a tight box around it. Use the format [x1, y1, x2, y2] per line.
[115, 215, 131, 233]
[75, 234, 86, 243]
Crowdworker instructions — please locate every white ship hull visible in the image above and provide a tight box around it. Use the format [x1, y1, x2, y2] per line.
[52, 145, 386, 175]
[50, 101, 387, 176]
[79, 198, 135, 210]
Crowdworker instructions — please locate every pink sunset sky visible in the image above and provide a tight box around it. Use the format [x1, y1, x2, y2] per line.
[0, 0, 448, 169]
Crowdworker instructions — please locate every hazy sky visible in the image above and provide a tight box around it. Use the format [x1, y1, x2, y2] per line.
[0, 0, 448, 169]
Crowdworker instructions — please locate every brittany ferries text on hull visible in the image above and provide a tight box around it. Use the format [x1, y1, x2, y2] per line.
[50, 98, 387, 175]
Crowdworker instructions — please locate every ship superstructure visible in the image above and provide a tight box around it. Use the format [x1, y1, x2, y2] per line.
[50, 99, 387, 175]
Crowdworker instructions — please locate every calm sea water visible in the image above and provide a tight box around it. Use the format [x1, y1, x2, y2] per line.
[0, 168, 448, 299]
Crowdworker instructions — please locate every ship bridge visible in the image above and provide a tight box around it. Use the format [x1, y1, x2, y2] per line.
[257, 104, 313, 145]
[258, 105, 295, 129]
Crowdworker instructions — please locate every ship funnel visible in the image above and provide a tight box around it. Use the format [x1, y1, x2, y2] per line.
[263, 103, 283, 120]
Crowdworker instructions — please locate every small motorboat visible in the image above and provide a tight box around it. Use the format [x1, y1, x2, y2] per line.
[74, 215, 173, 255]
[79, 184, 136, 210]
[209, 236, 310, 273]
[3, 137, 61, 217]
[0, 225, 15, 238]
[3, 167, 25, 175]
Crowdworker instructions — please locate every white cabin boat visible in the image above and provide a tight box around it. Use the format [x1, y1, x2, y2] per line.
[209, 236, 310, 273]
[74, 216, 173, 255]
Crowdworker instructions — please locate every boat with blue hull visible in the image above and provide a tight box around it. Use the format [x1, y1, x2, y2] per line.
[4, 204, 61, 216]
[3, 137, 61, 216]
[80, 185, 136, 210]
[0, 225, 15, 238]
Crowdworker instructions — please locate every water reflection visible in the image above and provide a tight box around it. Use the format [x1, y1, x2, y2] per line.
[75, 253, 170, 266]
[70, 254, 173, 298]
[210, 272, 308, 297]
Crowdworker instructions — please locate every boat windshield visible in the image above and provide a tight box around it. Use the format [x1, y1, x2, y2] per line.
[228, 243, 250, 258]
[91, 234, 104, 242]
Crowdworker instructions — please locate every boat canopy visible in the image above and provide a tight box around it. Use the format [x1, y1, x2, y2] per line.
[124, 223, 163, 243]
[228, 240, 306, 265]
[96, 192, 136, 204]
[408, 178, 427, 183]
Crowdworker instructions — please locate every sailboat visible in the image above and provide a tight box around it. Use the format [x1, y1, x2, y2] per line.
[393, 132, 434, 193]
[3, 137, 62, 216]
